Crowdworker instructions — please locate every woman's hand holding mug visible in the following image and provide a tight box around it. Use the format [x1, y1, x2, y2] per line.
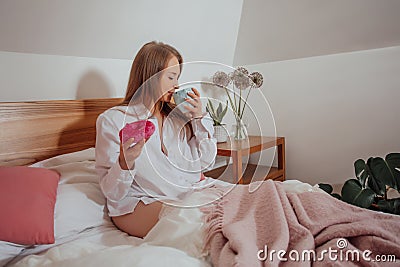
[184, 88, 204, 119]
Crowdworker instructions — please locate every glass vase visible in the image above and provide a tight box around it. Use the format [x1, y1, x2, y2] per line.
[233, 118, 248, 140]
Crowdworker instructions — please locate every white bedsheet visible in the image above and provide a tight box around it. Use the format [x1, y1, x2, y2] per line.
[10, 226, 210, 267]
[3, 148, 322, 267]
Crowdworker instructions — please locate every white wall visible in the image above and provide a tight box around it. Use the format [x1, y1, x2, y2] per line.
[0, 0, 243, 101]
[0, 51, 131, 101]
[245, 46, 400, 185]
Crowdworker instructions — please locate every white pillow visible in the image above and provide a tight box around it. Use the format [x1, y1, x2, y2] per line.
[54, 183, 108, 239]
[31, 148, 111, 239]
[31, 148, 95, 169]
[31, 148, 99, 184]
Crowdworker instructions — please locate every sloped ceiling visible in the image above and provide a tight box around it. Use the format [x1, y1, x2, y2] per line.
[1, 0, 399, 66]
[0, 0, 243, 64]
[234, 0, 400, 65]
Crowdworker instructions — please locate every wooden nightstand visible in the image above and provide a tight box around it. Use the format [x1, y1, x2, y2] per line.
[204, 136, 285, 184]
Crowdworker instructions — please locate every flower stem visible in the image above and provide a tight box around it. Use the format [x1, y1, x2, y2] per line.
[233, 85, 238, 117]
[241, 86, 252, 119]
[238, 85, 242, 119]
[224, 87, 239, 120]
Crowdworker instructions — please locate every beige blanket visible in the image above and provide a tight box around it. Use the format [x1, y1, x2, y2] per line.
[202, 180, 400, 266]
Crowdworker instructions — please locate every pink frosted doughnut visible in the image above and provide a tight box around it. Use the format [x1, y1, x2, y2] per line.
[119, 120, 155, 144]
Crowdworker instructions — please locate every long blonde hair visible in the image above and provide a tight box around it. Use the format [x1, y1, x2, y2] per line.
[121, 41, 192, 137]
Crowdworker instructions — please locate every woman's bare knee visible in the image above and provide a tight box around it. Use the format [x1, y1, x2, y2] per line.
[111, 201, 163, 238]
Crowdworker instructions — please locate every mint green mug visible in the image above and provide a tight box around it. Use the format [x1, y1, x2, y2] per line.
[173, 88, 192, 111]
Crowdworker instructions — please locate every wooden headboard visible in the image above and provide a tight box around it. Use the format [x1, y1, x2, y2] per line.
[0, 98, 122, 166]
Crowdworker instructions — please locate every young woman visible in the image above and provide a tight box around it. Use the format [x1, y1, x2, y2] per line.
[95, 41, 220, 238]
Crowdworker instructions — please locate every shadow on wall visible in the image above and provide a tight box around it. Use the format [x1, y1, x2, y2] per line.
[76, 70, 115, 99]
[58, 70, 120, 150]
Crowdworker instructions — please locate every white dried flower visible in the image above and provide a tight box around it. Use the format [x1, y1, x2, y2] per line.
[235, 67, 249, 76]
[230, 67, 250, 90]
[212, 71, 230, 88]
[249, 72, 263, 88]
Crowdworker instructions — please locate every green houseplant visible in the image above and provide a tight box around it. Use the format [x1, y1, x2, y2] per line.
[206, 99, 228, 126]
[206, 99, 228, 143]
[319, 153, 400, 215]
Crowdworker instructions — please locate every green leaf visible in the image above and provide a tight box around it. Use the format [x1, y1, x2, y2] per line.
[353, 188, 376, 208]
[369, 157, 397, 190]
[217, 103, 222, 115]
[354, 159, 368, 187]
[206, 98, 228, 126]
[207, 99, 215, 116]
[207, 100, 216, 119]
[318, 183, 333, 194]
[377, 198, 400, 215]
[221, 101, 228, 119]
[366, 158, 386, 196]
[341, 179, 376, 208]
[385, 153, 400, 191]
[206, 101, 218, 125]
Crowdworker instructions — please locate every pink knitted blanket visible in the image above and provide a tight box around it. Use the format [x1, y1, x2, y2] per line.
[202, 180, 400, 267]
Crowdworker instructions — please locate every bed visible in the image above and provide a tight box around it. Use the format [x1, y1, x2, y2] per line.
[0, 98, 399, 267]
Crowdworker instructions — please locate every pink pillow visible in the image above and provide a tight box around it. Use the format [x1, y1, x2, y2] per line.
[0, 166, 60, 245]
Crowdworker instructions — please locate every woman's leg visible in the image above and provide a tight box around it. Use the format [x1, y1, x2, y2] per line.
[111, 200, 163, 238]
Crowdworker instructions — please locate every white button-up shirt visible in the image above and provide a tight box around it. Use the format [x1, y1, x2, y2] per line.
[95, 104, 217, 216]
